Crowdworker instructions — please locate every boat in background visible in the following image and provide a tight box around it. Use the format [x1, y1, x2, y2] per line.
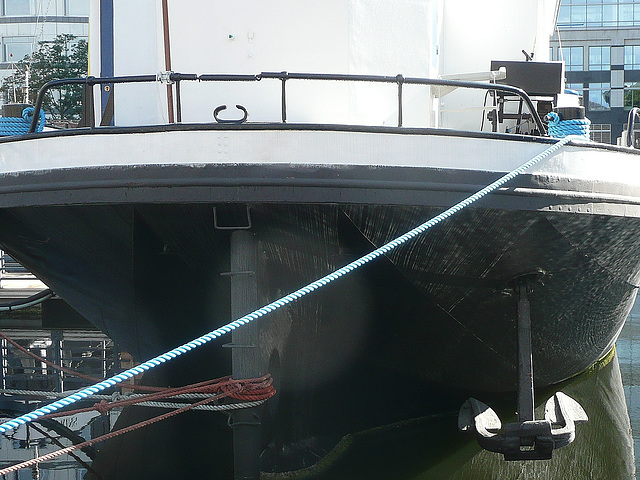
[1, 0, 640, 477]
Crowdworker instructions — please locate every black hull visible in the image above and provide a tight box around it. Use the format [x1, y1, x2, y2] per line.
[0, 202, 638, 394]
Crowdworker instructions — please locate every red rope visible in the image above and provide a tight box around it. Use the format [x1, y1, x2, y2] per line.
[38, 375, 275, 420]
[0, 375, 276, 476]
[0, 333, 276, 476]
[0, 393, 221, 476]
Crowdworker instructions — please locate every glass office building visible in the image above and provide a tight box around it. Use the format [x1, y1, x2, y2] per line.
[0, 0, 88, 103]
[550, 0, 640, 143]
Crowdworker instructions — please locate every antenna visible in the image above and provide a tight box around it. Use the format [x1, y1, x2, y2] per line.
[24, 67, 30, 104]
[10, 53, 16, 103]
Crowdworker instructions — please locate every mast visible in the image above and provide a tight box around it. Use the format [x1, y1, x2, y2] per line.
[162, 0, 174, 123]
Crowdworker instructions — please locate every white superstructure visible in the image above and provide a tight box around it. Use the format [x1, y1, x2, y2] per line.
[88, 0, 559, 129]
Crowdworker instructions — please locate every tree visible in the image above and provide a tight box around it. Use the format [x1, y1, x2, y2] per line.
[1, 34, 88, 120]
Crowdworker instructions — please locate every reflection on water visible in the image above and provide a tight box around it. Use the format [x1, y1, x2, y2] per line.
[618, 297, 640, 477]
[418, 351, 635, 479]
[0, 351, 636, 480]
[0, 305, 638, 479]
[259, 347, 635, 480]
[0, 409, 117, 479]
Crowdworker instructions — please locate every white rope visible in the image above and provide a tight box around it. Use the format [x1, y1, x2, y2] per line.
[130, 399, 267, 411]
[0, 389, 266, 414]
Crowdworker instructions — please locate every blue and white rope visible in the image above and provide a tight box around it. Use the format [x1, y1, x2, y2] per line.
[546, 112, 590, 140]
[0, 107, 46, 136]
[0, 135, 576, 434]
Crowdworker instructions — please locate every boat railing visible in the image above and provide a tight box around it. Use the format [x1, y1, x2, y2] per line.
[0, 329, 117, 393]
[0, 251, 37, 288]
[28, 71, 546, 135]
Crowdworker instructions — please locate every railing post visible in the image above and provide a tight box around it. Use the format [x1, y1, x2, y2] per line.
[0, 337, 6, 390]
[51, 330, 64, 393]
[280, 72, 287, 123]
[101, 340, 107, 379]
[175, 80, 182, 123]
[397, 74, 404, 127]
[0, 249, 4, 289]
[79, 81, 95, 128]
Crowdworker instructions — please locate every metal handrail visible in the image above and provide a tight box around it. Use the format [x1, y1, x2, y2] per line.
[29, 71, 546, 134]
[1, 330, 115, 393]
[0, 251, 28, 273]
[0, 250, 42, 289]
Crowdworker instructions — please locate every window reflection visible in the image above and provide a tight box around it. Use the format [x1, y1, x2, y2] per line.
[561, 46, 584, 71]
[589, 46, 610, 70]
[624, 82, 640, 109]
[2, 36, 33, 62]
[587, 82, 611, 111]
[625, 45, 640, 69]
[3, 0, 30, 16]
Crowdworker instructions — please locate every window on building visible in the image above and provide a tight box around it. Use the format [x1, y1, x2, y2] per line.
[65, 0, 88, 16]
[566, 82, 585, 101]
[587, 4, 602, 26]
[572, 3, 587, 25]
[587, 82, 611, 111]
[2, 0, 31, 16]
[558, 0, 640, 28]
[589, 46, 610, 71]
[590, 124, 612, 144]
[561, 46, 584, 71]
[2, 36, 33, 62]
[619, 2, 635, 26]
[603, 3, 618, 26]
[558, 3, 571, 26]
[624, 82, 640, 109]
[625, 45, 640, 69]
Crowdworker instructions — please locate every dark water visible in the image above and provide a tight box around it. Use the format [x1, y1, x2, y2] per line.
[261, 349, 635, 480]
[257, 310, 639, 480]
[617, 297, 640, 477]
[1, 305, 639, 479]
[1, 346, 637, 480]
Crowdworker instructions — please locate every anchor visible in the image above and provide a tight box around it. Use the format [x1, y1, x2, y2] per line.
[458, 273, 588, 460]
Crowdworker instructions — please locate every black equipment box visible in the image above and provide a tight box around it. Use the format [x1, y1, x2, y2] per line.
[490, 60, 563, 96]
